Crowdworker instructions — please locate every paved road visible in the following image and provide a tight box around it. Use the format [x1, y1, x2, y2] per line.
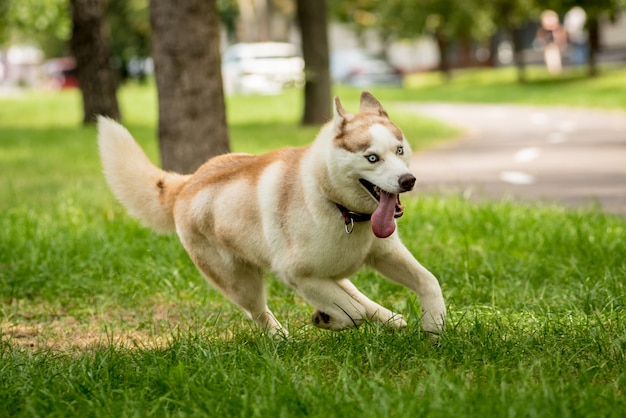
[403, 103, 626, 216]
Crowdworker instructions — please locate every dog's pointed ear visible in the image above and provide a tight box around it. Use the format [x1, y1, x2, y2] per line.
[333, 96, 351, 134]
[360, 91, 388, 117]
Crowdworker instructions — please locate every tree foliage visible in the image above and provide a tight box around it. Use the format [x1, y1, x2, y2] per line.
[330, 0, 625, 79]
[0, 0, 70, 56]
[107, 0, 151, 72]
[330, 0, 494, 78]
[330, 0, 494, 43]
[0, 0, 238, 80]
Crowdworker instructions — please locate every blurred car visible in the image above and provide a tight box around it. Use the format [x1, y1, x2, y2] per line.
[222, 42, 304, 95]
[42, 57, 79, 89]
[330, 49, 403, 87]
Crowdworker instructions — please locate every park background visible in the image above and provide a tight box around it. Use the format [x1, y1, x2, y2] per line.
[1, 1, 626, 416]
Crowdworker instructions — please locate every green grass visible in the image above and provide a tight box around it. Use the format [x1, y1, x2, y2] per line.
[1, 72, 626, 416]
[366, 65, 626, 110]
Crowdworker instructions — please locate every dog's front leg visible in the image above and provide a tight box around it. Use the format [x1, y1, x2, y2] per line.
[367, 243, 446, 337]
[286, 277, 369, 330]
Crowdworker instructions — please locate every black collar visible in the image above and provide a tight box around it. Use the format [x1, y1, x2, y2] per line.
[336, 203, 371, 233]
[336, 203, 371, 223]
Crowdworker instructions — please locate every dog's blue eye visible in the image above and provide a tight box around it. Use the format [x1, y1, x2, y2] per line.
[366, 154, 379, 163]
[397, 146, 404, 155]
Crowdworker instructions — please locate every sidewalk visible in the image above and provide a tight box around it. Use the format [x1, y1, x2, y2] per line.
[403, 103, 626, 216]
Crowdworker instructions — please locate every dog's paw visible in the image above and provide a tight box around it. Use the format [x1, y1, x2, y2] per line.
[421, 310, 445, 345]
[386, 313, 407, 329]
[311, 310, 333, 329]
[312, 309, 365, 330]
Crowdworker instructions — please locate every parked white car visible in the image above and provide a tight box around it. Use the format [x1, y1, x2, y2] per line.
[330, 49, 403, 87]
[222, 42, 305, 95]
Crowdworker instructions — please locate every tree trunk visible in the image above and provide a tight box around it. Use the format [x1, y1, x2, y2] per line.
[296, 0, 331, 125]
[70, 0, 121, 124]
[510, 26, 526, 83]
[587, 17, 600, 78]
[150, 0, 230, 173]
[435, 31, 451, 82]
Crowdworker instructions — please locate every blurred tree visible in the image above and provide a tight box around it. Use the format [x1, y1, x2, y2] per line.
[70, 0, 121, 124]
[0, 0, 7, 44]
[0, 0, 237, 79]
[330, 0, 493, 80]
[235, 0, 294, 42]
[107, 0, 151, 81]
[481, 0, 538, 83]
[389, 0, 494, 79]
[296, 0, 331, 125]
[328, 0, 380, 41]
[150, 0, 230, 173]
[332, 0, 626, 81]
[0, 0, 70, 57]
[237, 0, 271, 41]
[218, 0, 239, 42]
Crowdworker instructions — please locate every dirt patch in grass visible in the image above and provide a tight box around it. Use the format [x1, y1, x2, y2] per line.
[2, 316, 172, 351]
[0, 298, 239, 352]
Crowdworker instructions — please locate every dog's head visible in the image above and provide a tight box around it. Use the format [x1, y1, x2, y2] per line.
[327, 92, 415, 238]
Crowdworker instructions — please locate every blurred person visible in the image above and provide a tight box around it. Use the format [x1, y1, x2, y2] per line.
[537, 10, 567, 74]
[564, 7, 588, 65]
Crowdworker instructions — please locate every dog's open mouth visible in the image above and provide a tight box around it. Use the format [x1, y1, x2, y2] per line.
[359, 179, 404, 238]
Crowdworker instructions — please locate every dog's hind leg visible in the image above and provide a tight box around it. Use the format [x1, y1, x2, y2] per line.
[190, 252, 287, 337]
[335, 279, 407, 328]
[289, 278, 369, 330]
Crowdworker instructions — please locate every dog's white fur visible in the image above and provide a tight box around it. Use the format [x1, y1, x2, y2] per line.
[98, 92, 446, 337]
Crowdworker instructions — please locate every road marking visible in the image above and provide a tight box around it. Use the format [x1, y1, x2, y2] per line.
[558, 120, 577, 132]
[546, 132, 567, 143]
[500, 171, 535, 185]
[515, 147, 541, 162]
[486, 108, 507, 119]
[530, 112, 548, 125]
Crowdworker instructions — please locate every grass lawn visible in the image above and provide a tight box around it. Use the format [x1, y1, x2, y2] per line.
[374, 64, 626, 109]
[1, 68, 625, 417]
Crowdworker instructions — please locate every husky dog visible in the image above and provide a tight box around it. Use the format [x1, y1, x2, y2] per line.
[98, 92, 446, 337]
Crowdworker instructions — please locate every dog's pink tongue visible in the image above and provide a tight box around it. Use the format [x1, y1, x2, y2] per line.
[371, 191, 398, 238]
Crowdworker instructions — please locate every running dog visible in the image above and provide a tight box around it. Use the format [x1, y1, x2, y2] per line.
[97, 92, 446, 337]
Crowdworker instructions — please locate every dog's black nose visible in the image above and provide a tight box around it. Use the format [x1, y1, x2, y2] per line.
[398, 173, 416, 191]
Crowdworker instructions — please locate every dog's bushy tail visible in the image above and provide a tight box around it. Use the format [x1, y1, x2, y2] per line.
[97, 117, 189, 233]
